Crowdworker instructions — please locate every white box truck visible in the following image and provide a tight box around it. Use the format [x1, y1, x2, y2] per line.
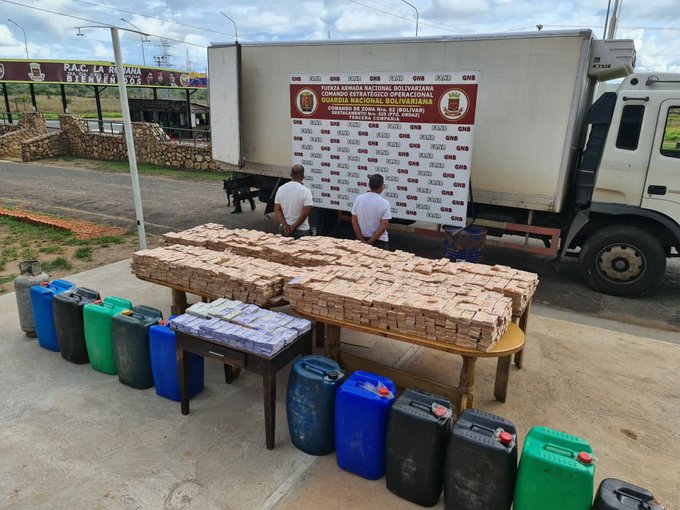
[208, 30, 680, 296]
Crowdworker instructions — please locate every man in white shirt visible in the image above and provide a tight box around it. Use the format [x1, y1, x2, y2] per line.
[351, 173, 392, 249]
[274, 165, 314, 238]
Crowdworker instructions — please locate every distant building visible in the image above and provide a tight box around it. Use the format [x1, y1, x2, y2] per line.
[128, 98, 210, 140]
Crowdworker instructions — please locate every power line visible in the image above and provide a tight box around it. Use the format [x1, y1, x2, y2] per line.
[0, 0, 207, 49]
[69, 0, 241, 40]
[343, 0, 469, 34]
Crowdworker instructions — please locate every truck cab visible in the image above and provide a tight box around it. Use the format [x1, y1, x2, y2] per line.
[568, 73, 680, 295]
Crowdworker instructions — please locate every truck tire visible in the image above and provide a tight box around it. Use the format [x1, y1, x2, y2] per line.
[579, 225, 666, 296]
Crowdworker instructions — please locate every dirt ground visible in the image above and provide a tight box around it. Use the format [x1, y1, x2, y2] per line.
[0, 217, 141, 294]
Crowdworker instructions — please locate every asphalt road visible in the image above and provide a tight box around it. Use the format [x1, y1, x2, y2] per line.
[2, 160, 679, 339]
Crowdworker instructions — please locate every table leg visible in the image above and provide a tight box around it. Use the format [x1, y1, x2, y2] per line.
[494, 356, 512, 402]
[263, 369, 276, 450]
[514, 300, 531, 369]
[458, 356, 477, 411]
[224, 364, 241, 384]
[178, 349, 190, 415]
[315, 321, 325, 348]
[325, 324, 341, 362]
[171, 289, 188, 315]
[305, 331, 314, 355]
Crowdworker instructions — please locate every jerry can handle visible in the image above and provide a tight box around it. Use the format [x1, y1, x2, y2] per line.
[301, 361, 343, 381]
[543, 443, 576, 457]
[408, 400, 453, 420]
[614, 488, 663, 509]
[470, 423, 497, 436]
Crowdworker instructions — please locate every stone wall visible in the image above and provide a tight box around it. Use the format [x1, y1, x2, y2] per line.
[21, 114, 219, 172]
[21, 132, 66, 161]
[0, 113, 48, 158]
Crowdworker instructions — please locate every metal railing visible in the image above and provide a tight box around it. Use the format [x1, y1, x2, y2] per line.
[157, 125, 211, 145]
[84, 119, 126, 135]
[0, 111, 22, 125]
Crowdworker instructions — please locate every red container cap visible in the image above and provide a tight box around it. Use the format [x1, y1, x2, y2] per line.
[433, 404, 448, 417]
[377, 386, 390, 397]
[159, 319, 167, 326]
[499, 431, 513, 445]
[41, 282, 49, 287]
[577, 451, 593, 464]
[93, 299, 102, 305]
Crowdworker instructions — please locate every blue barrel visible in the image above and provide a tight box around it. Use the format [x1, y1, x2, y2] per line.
[29, 279, 75, 352]
[335, 371, 396, 479]
[150, 317, 204, 401]
[286, 355, 343, 455]
[443, 226, 487, 263]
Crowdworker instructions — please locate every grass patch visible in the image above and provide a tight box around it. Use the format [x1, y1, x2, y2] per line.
[20, 248, 38, 260]
[0, 217, 72, 244]
[74, 246, 93, 261]
[103, 160, 228, 181]
[2, 246, 18, 260]
[0, 274, 16, 286]
[42, 256, 72, 271]
[39, 245, 63, 254]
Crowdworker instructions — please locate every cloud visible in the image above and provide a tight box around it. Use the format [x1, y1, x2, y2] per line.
[0, 0, 676, 73]
[428, 0, 492, 17]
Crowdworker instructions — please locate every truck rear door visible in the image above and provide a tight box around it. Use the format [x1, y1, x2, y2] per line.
[642, 100, 680, 221]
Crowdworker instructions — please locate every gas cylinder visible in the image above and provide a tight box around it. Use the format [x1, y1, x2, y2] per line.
[13, 260, 49, 337]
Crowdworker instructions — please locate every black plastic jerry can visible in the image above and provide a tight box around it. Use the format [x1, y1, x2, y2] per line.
[385, 388, 454, 507]
[444, 408, 518, 510]
[53, 287, 101, 364]
[593, 479, 665, 510]
[112, 305, 162, 389]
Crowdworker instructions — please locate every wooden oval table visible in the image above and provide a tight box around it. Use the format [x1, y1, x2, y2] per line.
[293, 309, 526, 413]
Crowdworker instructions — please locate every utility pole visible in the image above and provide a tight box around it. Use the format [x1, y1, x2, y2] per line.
[76, 24, 148, 249]
[7, 18, 29, 58]
[606, 0, 622, 39]
[399, 0, 419, 37]
[111, 27, 147, 249]
[220, 12, 239, 42]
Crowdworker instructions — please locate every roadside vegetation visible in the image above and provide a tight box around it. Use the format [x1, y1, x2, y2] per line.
[0, 216, 138, 294]
[44, 156, 229, 181]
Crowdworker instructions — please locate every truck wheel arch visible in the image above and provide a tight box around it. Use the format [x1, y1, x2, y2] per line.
[562, 203, 680, 256]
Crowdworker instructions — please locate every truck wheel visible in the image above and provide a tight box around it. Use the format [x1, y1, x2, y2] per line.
[579, 225, 666, 296]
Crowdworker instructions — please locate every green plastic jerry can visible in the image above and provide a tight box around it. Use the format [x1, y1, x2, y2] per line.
[514, 426, 595, 510]
[84, 296, 133, 375]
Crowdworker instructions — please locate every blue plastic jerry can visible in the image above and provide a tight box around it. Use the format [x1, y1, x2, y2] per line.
[149, 316, 204, 401]
[29, 279, 75, 352]
[286, 355, 344, 455]
[335, 371, 396, 480]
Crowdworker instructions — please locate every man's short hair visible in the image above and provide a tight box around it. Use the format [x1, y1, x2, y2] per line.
[368, 173, 384, 191]
[291, 164, 305, 180]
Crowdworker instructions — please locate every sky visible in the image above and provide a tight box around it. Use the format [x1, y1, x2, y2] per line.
[0, 0, 678, 73]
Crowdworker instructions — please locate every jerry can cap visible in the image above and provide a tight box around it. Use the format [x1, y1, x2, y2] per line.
[121, 309, 133, 316]
[326, 370, 339, 381]
[499, 431, 513, 445]
[93, 299, 102, 305]
[377, 386, 390, 397]
[41, 281, 50, 287]
[577, 451, 593, 464]
[159, 319, 168, 326]
[431, 403, 452, 420]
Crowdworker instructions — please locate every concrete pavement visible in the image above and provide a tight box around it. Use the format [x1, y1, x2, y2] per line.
[1, 260, 679, 508]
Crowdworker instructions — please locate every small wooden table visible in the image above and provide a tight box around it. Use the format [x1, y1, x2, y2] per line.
[174, 329, 313, 450]
[294, 310, 525, 413]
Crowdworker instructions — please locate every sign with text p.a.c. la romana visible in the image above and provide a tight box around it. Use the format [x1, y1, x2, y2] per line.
[289, 71, 478, 226]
